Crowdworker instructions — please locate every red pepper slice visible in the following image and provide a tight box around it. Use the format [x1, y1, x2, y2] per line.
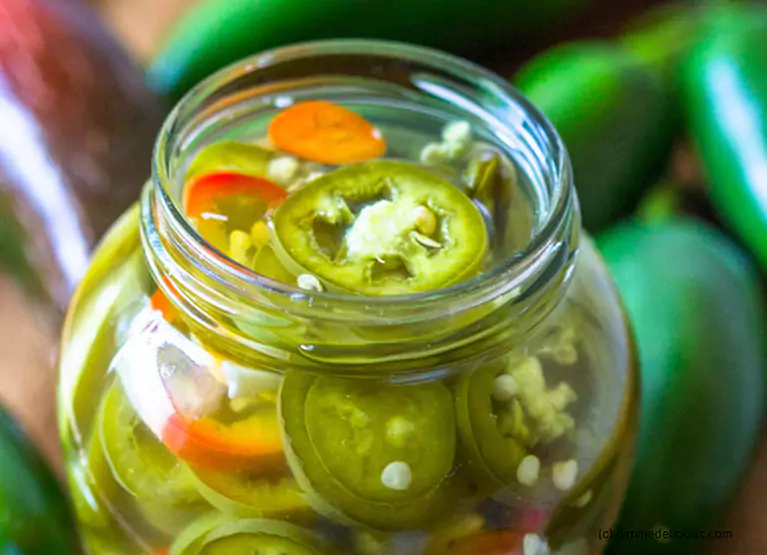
[162, 407, 285, 472]
[183, 171, 287, 219]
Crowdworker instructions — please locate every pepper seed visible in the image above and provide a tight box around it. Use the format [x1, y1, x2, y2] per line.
[267, 155, 299, 184]
[413, 232, 442, 249]
[517, 454, 540, 487]
[552, 459, 579, 491]
[442, 120, 472, 146]
[413, 205, 437, 235]
[297, 273, 323, 292]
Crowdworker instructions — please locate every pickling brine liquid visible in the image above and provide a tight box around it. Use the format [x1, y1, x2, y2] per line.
[58, 83, 636, 555]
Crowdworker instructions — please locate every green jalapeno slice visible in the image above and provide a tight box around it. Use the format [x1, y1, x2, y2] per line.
[279, 370, 459, 530]
[189, 465, 310, 519]
[100, 382, 201, 506]
[454, 363, 529, 487]
[170, 516, 330, 555]
[271, 160, 488, 295]
[185, 141, 275, 181]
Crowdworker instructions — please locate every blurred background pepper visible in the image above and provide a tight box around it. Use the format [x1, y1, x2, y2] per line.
[0, 0, 163, 470]
[681, 3, 767, 273]
[0, 403, 79, 554]
[146, 0, 589, 101]
[514, 40, 673, 232]
[0, 0, 164, 316]
[598, 216, 767, 555]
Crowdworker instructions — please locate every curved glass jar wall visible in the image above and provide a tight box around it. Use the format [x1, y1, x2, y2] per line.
[58, 41, 637, 555]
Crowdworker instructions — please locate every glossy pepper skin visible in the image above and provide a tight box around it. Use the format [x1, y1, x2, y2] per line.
[619, 1, 713, 137]
[597, 218, 767, 555]
[620, 1, 731, 83]
[0, 0, 165, 316]
[681, 3, 767, 272]
[515, 41, 673, 232]
[147, 0, 586, 100]
[0, 406, 80, 554]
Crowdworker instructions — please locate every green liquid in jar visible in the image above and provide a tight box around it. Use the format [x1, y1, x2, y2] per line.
[58, 93, 634, 555]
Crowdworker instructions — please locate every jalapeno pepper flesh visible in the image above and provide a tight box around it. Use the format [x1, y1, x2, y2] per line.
[455, 363, 528, 487]
[271, 160, 488, 295]
[100, 383, 201, 505]
[185, 141, 275, 181]
[161, 400, 285, 473]
[171, 516, 329, 555]
[304, 375, 456, 501]
[184, 172, 287, 254]
[279, 370, 460, 530]
[190, 465, 310, 518]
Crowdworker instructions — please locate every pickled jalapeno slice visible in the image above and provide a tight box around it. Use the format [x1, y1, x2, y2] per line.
[184, 171, 287, 254]
[162, 399, 285, 473]
[455, 363, 528, 487]
[271, 160, 488, 295]
[268, 100, 386, 165]
[279, 370, 459, 530]
[100, 383, 200, 505]
[185, 141, 274, 180]
[305, 376, 454, 500]
[189, 465, 309, 518]
[171, 516, 330, 555]
[456, 356, 578, 488]
[465, 152, 503, 218]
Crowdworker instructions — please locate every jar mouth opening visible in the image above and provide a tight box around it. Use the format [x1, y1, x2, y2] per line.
[150, 38, 573, 315]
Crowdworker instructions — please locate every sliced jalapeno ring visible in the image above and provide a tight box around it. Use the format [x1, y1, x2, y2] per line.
[268, 100, 386, 165]
[454, 363, 528, 488]
[466, 153, 501, 208]
[190, 465, 310, 519]
[89, 390, 205, 542]
[161, 398, 285, 473]
[171, 516, 330, 555]
[185, 141, 275, 181]
[170, 514, 229, 555]
[271, 160, 488, 295]
[184, 171, 287, 254]
[279, 370, 460, 530]
[100, 382, 201, 505]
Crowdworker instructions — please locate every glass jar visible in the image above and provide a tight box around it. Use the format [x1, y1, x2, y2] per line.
[58, 40, 638, 555]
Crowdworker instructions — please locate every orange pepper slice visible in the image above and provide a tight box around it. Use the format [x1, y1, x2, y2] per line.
[183, 171, 287, 219]
[149, 276, 182, 323]
[268, 100, 386, 165]
[149, 289, 175, 321]
[162, 408, 285, 472]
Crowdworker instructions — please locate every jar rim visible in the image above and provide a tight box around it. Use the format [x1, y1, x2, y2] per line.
[148, 38, 575, 321]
